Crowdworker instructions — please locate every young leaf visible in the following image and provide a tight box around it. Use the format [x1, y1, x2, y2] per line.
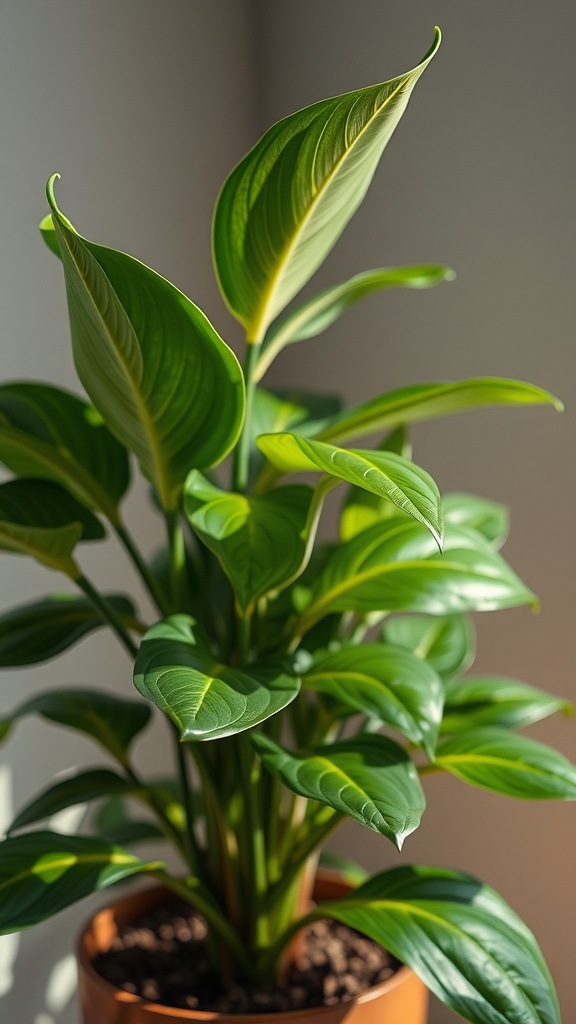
[134, 615, 300, 741]
[0, 383, 130, 523]
[435, 728, 576, 799]
[256, 265, 454, 379]
[317, 865, 560, 1024]
[8, 769, 140, 834]
[442, 676, 572, 732]
[303, 643, 444, 757]
[256, 434, 443, 548]
[213, 30, 441, 342]
[382, 613, 476, 680]
[443, 493, 509, 548]
[45, 182, 245, 510]
[0, 832, 163, 933]
[0, 594, 135, 667]
[252, 733, 425, 850]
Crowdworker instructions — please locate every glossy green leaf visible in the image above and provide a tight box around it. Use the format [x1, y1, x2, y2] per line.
[317, 865, 560, 1024]
[303, 643, 443, 757]
[9, 769, 140, 834]
[314, 377, 563, 447]
[0, 689, 151, 763]
[134, 615, 300, 741]
[299, 520, 534, 634]
[185, 473, 315, 612]
[213, 30, 441, 342]
[0, 383, 130, 522]
[94, 797, 166, 847]
[252, 389, 343, 444]
[0, 832, 162, 933]
[443, 493, 509, 548]
[382, 613, 476, 680]
[0, 479, 105, 576]
[255, 265, 454, 379]
[442, 676, 572, 732]
[256, 434, 443, 547]
[0, 594, 135, 667]
[45, 184, 245, 510]
[252, 733, 425, 849]
[339, 427, 412, 540]
[435, 728, 576, 798]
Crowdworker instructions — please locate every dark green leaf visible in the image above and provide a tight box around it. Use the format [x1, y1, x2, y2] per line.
[382, 614, 476, 680]
[443, 493, 509, 548]
[442, 676, 572, 732]
[252, 733, 425, 849]
[9, 769, 139, 833]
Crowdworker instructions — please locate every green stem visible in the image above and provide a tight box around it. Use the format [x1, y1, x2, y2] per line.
[75, 573, 138, 659]
[271, 809, 341, 911]
[166, 509, 189, 610]
[171, 724, 206, 881]
[232, 342, 260, 494]
[114, 518, 171, 616]
[236, 735, 269, 948]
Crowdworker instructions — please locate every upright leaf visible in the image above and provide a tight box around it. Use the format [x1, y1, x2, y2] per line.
[382, 613, 476, 679]
[442, 676, 572, 732]
[214, 30, 441, 342]
[45, 182, 244, 510]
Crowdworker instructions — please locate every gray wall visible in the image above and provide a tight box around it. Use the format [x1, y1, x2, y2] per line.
[0, 3, 574, 1023]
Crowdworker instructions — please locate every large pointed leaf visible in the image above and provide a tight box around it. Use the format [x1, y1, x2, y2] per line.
[256, 264, 453, 379]
[0, 383, 129, 523]
[442, 676, 572, 733]
[313, 378, 562, 447]
[298, 520, 534, 634]
[8, 769, 140, 834]
[317, 866, 560, 1024]
[0, 832, 162, 933]
[0, 689, 151, 763]
[185, 473, 315, 613]
[45, 181, 244, 510]
[434, 728, 576, 799]
[0, 594, 135, 667]
[213, 30, 441, 342]
[252, 733, 425, 850]
[339, 427, 412, 541]
[256, 434, 443, 547]
[382, 613, 476, 680]
[134, 615, 300, 740]
[443, 493, 509, 548]
[303, 644, 443, 757]
[0, 479, 104, 576]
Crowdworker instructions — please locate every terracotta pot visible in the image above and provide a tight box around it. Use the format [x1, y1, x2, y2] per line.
[77, 873, 428, 1024]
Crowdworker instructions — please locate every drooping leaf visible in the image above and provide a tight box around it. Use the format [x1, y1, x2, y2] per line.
[313, 377, 563, 447]
[45, 183, 245, 510]
[0, 383, 130, 522]
[0, 594, 135, 667]
[316, 865, 560, 1024]
[185, 472, 315, 612]
[252, 733, 425, 850]
[303, 643, 443, 757]
[8, 769, 140, 834]
[213, 30, 441, 342]
[435, 728, 576, 799]
[0, 689, 151, 763]
[256, 434, 443, 547]
[0, 832, 163, 933]
[382, 613, 476, 680]
[442, 676, 572, 733]
[339, 426, 412, 540]
[134, 615, 300, 741]
[298, 520, 534, 634]
[443, 493, 509, 548]
[255, 265, 454, 379]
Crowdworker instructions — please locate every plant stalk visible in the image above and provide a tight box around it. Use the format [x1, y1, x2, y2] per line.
[75, 573, 139, 659]
[232, 341, 260, 494]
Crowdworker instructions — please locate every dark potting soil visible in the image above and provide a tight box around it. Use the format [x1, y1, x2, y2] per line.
[94, 901, 401, 1014]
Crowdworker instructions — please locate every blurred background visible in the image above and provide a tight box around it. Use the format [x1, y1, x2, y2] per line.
[0, 2, 574, 1021]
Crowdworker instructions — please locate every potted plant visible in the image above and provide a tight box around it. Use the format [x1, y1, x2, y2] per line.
[0, 26, 573, 1024]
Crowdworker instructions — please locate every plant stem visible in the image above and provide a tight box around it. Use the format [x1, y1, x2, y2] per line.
[236, 734, 270, 948]
[232, 342, 259, 494]
[75, 573, 138, 659]
[114, 518, 171, 616]
[166, 509, 189, 610]
[171, 724, 206, 882]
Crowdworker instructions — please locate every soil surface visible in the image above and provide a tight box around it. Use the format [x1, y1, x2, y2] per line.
[94, 901, 400, 1013]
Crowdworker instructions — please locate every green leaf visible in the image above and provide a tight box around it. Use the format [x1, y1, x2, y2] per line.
[185, 473, 315, 612]
[0, 383, 130, 523]
[435, 728, 576, 798]
[0, 479, 105, 576]
[213, 30, 441, 342]
[382, 613, 476, 680]
[0, 594, 135, 667]
[256, 434, 443, 547]
[317, 851, 368, 887]
[314, 377, 563, 447]
[0, 832, 162, 933]
[8, 769, 140, 834]
[252, 733, 425, 849]
[256, 265, 454, 379]
[339, 427, 412, 540]
[45, 184, 245, 510]
[134, 615, 300, 741]
[299, 520, 534, 634]
[94, 797, 166, 847]
[442, 676, 572, 732]
[39, 213, 61, 257]
[0, 689, 151, 763]
[318, 865, 560, 1024]
[443, 493, 509, 548]
[303, 643, 443, 757]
